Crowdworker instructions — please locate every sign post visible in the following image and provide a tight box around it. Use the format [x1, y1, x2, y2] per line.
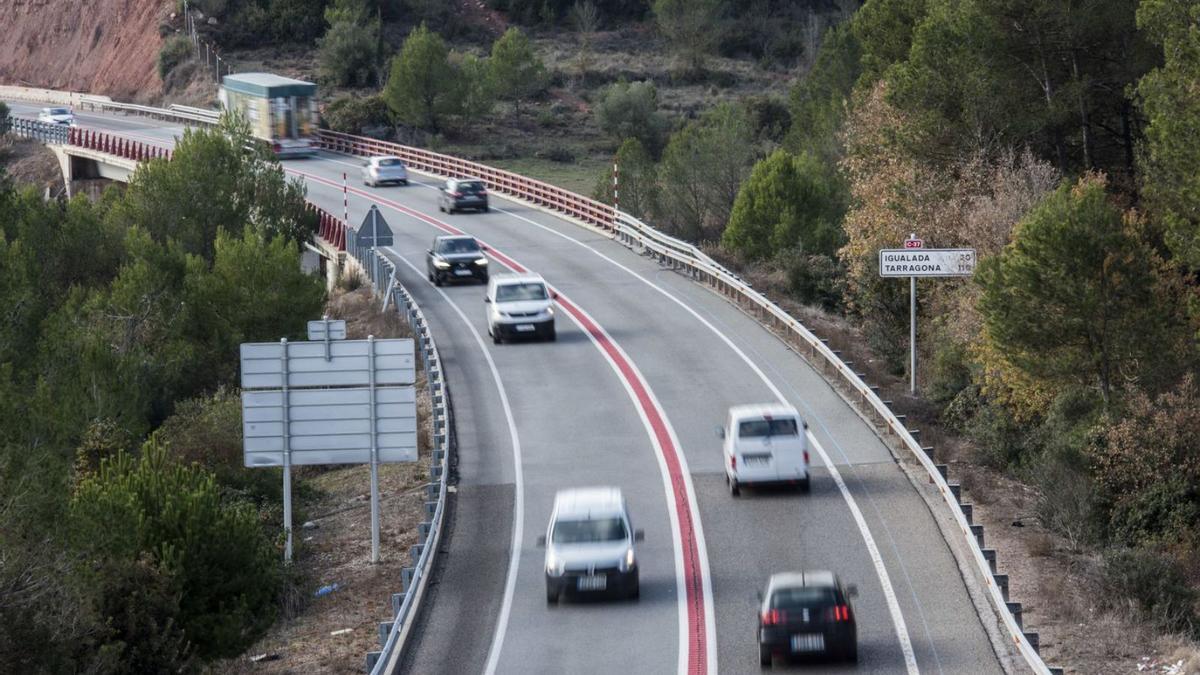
[879, 235, 976, 395]
[240, 330, 417, 564]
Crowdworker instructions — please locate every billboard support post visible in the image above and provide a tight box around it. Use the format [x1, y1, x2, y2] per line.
[280, 337, 294, 563]
[368, 335, 381, 564]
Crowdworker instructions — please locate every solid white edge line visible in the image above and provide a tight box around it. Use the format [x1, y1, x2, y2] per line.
[479, 202, 919, 674]
[381, 248, 526, 675]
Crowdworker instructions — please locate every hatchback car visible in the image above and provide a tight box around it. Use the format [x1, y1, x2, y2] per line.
[485, 273, 556, 343]
[438, 177, 489, 214]
[758, 571, 858, 666]
[426, 235, 488, 285]
[362, 156, 408, 186]
[537, 487, 644, 603]
[721, 404, 810, 496]
[37, 107, 74, 125]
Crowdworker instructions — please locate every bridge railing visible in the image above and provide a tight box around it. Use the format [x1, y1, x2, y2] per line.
[7, 117, 69, 144]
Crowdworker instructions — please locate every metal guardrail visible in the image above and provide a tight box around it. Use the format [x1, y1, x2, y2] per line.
[169, 103, 221, 122]
[7, 117, 70, 144]
[315, 128, 1055, 675]
[356, 248, 452, 675]
[78, 95, 219, 126]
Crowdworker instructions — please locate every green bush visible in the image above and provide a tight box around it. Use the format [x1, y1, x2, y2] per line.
[966, 398, 1028, 469]
[317, 1, 382, 87]
[157, 36, 192, 80]
[1101, 547, 1197, 632]
[323, 94, 391, 134]
[785, 251, 844, 311]
[594, 80, 668, 155]
[71, 441, 282, 659]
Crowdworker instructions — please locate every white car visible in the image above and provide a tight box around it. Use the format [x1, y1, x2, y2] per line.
[485, 272, 556, 344]
[361, 156, 408, 186]
[721, 404, 810, 496]
[537, 487, 644, 603]
[37, 107, 74, 125]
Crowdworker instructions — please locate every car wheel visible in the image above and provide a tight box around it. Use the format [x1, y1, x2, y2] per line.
[759, 646, 771, 668]
[432, 273, 442, 287]
[546, 586, 558, 605]
[546, 327, 557, 342]
[480, 273, 489, 284]
[627, 583, 639, 601]
[729, 479, 741, 497]
[801, 476, 811, 493]
[438, 203, 444, 212]
[402, 179, 409, 185]
[448, 206, 456, 215]
[844, 642, 858, 663]
[492, 330, 502, 345]
[427, 271, 434, 283]
[482, 205, 490, 213]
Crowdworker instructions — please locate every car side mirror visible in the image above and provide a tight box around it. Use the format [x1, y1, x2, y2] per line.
[716, 426, 725, 439]
[803, 420, 809, 431]
[481, 245, 489, 251]
[756, 591, 763, 601]
[536, 535, 546, 547]
[634, 529, 645, 542]
[426, 249, 433, 255]
[847, 584, 858, 598]
[551, 291, 559, 300]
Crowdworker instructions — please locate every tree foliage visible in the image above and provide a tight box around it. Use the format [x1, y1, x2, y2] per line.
[71, 441, 281, 659]
[317, 0, 383, 87]
[593, 137, 657, 220]
[383, 23, 462, 132]
[594, 80, 669, 155]
[723, 149, 845, 260]
[656, 103, 757, 241]
[975, 174, 1190, 408]
[1137, 0, 1200, 269]
[488, 27, 546, 112]
[653, 0, 720, 72]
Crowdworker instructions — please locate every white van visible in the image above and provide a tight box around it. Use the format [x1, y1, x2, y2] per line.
[537, 487, 643, 603]
[721, 404, 810, 496]
[485, 272, 556, 344]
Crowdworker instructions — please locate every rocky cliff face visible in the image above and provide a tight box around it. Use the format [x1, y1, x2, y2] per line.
[0, 0, 167, 101]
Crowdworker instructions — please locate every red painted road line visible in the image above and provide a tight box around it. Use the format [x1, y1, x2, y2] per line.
[290, 166, 709, 673]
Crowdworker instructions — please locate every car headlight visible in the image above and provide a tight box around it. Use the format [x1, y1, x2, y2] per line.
[545, 306, 555, 317]
[475, 257, 488, 266]
[620, 548, 635, 572]
[546, 553, 565, 577]
[433, 260, 450, 269]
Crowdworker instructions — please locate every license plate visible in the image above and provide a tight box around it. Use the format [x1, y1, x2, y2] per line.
[515, 324, 535, 332]
[453, 269, 473, 276]
[743, 454, 771, 466]
[790, 633, 825, 653]
[577, 574, 606, 591]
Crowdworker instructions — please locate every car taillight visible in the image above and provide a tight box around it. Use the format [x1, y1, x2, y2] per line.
[804, 450, 809, 464]
[761, 609, 785, 625]
[272, 142, 282, 152]
[827, 605, 851, 622]
[730, 455, 736, 470]
[449, 191, 462, 198]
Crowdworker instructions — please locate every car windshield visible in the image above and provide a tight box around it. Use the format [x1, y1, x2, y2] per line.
[771, 586, 838, 609]
[739, 418, 799, 438]
[496, 282, 548, 302]
[48, 108, 69, 115]
[379, 158, 403, 167]
[552, 517, 628, 544]
[438, 238, 480, 254]
[459, 181, 485, 193]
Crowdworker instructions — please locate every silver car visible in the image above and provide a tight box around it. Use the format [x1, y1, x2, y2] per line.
[537, 487, 643, 603]
[37, 107, 74, 126]
[361, 156, 409, 186]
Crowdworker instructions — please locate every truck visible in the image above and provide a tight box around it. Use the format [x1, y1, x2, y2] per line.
[218, 72, 317, 157]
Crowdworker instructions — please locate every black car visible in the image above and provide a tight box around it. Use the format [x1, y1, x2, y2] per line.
[426, 235, 489, 285]
[758, 571, 858, 667]
[438, 177, 489, 214]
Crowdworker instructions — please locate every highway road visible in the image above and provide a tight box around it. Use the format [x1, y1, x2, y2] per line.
[6, 100, 1010, 675]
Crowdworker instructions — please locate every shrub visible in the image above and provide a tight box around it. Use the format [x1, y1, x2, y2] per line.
[71, 441, 282, 659]
[594, 80, 668, 156]
[322, 94, 391, 135]
[1102, 547, 1197, 632]
[927, 339, 972, 407]
[966, 398, 1028, 469]
[1027, 446, 1100, 551]
[317, 3, 382, 87]
[784, 251, 843, 311]
[157, 36, 192, 80]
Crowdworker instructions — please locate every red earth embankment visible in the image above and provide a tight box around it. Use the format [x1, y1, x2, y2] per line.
[0, 0, 167, 101]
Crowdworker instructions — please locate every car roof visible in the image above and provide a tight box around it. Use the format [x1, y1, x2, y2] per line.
[492, 272, 546, 285]
[435, 234, 477, 243]
[552, 487, 626, 520]
[370, 155, 403, 162]
[451, 176, 485, 183]
[767, 570, 838, 592]
[729, 403, 801, 420]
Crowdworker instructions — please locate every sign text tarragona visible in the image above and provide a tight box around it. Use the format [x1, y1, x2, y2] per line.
[879, 249, 977, 277]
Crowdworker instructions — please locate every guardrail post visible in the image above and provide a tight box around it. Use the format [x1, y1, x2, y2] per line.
[378, 622, 393, 648]
[1007, 601, 1023, 629]
[1023, 631, 1039, 653]
[970, 524, 984, 548]
[982, 548, 997, 574]
[391, 592, 406, 615]
[366, 652, 381, 672]
[993, 573, 1009, 601]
